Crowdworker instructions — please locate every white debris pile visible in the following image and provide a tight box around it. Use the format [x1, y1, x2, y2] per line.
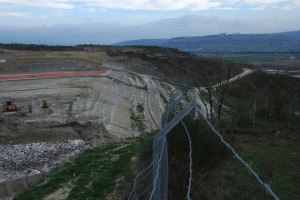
[0, 140, 91, 183]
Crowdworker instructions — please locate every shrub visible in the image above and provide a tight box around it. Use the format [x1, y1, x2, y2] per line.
[167, 114, 228, 199]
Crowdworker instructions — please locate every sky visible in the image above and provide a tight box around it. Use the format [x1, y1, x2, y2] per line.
[0, 0, 300, 45]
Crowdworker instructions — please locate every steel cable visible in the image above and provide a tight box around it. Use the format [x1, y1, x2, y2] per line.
[181, 121, 193, 200]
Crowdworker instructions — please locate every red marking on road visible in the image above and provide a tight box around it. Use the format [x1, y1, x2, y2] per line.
[0, 71, 108, 80]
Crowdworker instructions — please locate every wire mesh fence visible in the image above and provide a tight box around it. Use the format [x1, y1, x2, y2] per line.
[129, 87, 284, 200]
[128, 90, 196, 200]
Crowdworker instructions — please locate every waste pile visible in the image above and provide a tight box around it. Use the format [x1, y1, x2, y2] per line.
[0, 140, 91, 183]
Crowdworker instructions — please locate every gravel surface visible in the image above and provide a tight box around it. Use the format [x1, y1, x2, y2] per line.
[0, 140, 91, 183]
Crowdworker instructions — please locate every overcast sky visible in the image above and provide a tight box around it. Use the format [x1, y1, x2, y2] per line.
[1, 0, 300, 45]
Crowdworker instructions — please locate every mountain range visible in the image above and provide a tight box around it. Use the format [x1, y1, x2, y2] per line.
[115, 30, 300, 54]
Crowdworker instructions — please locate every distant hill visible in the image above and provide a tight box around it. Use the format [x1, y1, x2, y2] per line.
[115, 30, 300, 54]
[115, 39, 169, 46]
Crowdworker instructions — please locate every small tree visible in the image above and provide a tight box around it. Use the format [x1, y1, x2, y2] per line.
[214, 61, 240, 119]
[193, 58, 241, 120]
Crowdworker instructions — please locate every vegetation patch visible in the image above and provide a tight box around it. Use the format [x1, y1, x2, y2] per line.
[15, 139, 147, 200]
[220, 131, 300, 200]
[159, 92, 168, 104]
[130, 74, 137, 82]
[161, 82, 173, 92]
[130, 103, 146, 132]
[135, 74, 144, 83]
[223, 70, 300, 131]
[165, 112, 300, 199]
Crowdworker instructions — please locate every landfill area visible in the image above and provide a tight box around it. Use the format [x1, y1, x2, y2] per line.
[0, 60, 173, 189]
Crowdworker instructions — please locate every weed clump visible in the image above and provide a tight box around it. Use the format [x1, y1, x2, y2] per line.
[130, 103, 146, 132]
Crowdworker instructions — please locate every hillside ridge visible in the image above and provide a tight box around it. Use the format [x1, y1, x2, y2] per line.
[115, 30, 300, 53]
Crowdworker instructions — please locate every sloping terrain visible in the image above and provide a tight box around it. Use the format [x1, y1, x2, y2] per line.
[0, 46, 245, 199]
[0, 47, 299, 200]
[0, 53, 173, 198]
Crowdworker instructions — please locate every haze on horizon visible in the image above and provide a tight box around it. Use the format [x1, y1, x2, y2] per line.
[1, 0, 300, 45]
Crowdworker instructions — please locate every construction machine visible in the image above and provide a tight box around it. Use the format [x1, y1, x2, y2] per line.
[3, 100, 20, 112]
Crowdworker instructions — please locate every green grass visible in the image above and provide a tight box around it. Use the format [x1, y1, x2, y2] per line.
[159, 92, 168, 104]
[15, 139, 146, 200]
[130, 103, 146, 132]
[224, 143, 300, 200]
[136, 103, 144, 113]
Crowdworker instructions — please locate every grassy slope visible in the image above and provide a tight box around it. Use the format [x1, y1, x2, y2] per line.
[195, 71, 300, 199]
[15, 138, 149, 200]
[14, 109, 299, 200]
[221, 131, 300, 200]
[167, 115, 300, 199]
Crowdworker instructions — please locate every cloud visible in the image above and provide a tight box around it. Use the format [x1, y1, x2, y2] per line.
[292, 0, 300, 6]
[0, 11, 28, 17]
[241, 0, 300, 10]
[0, 0, 299, 11]
[0, 0, 75, 9]
[250, 5, 268, 10]
[84, 0, 230, 10]
[70, 0, 300, 10]
[243, 0, 287, 4]
[84, 0, 300, 10]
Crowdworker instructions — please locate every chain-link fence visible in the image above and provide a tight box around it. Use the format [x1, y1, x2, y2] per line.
[128, 89, 196, 200]
[129, 87, 284, 200]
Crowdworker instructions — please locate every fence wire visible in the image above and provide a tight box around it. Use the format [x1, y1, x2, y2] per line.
[128, 158, 155, 200]
[181, 121, 193, 200]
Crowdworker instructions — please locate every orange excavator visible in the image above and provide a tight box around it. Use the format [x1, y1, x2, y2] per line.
[3, 100, 20, 112]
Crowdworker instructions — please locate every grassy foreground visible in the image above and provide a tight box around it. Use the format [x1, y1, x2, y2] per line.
[14, 115, 299, 199]
[166, 113, 300, 199]
[15, 138, 149, 200]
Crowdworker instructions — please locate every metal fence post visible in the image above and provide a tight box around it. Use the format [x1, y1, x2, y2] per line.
[252, 97, 256, 134]
[288, 97, 295, 132]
